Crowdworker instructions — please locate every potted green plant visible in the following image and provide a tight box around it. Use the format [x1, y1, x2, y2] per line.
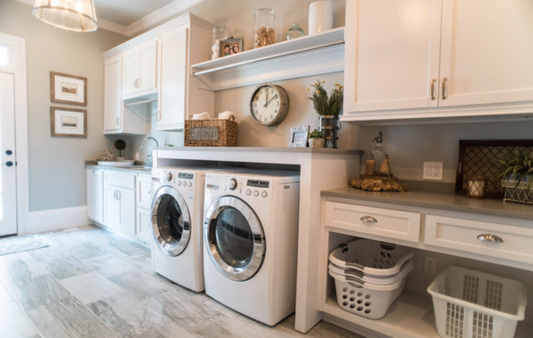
[499, 147, 533, 204]
[308, 129, 324, 148]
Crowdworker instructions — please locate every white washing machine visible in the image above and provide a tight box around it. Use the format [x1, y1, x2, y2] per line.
[150, 167, 207, 292]
[203, 170, 300, 326]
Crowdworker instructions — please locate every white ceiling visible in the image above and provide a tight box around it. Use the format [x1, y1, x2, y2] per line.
[15, 0, 205, 36]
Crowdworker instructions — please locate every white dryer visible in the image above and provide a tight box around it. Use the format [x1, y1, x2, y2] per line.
[203, 170, 300, 326]
[150, 167, 206, 292]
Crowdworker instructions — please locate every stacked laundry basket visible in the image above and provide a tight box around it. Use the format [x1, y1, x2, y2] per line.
[328, 239, 414, 319]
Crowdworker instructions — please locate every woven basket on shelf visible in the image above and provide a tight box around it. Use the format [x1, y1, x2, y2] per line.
[184, 116, 238, 147]
[501, 179, 533, 205]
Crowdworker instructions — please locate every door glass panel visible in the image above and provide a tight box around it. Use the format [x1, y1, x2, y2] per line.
[214, 207, 254, 268]
[157, 194, 183, 244]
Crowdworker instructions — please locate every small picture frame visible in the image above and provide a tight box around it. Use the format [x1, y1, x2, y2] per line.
[288, 126, 309, 148]
[50, 72, 87, 106]
[219, 37, 243, 57]
[50, 107, 87, 138]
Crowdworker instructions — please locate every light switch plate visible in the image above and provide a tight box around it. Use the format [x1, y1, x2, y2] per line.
[423, 162, 443, 180]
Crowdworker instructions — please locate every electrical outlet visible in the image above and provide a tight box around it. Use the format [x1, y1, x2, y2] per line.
[424, 256, 437, 274]
[423, 162, 443, 180]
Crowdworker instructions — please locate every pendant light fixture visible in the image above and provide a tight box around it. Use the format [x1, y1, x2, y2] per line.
[32, 0, 98, 32]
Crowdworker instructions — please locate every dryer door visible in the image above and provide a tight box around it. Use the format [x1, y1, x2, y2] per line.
[204, 196, 265, 282]
[151, 186, 191, 257]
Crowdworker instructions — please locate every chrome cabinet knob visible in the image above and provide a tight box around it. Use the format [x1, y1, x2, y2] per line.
[360, 216, 378, 224]
[477, 234, 503, 243]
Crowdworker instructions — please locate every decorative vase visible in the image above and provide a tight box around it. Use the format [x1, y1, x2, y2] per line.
[286, 23, 305, 40]
[318, 115, 340, 148]
[308, 0, 333, 35]
[308, 138, 324, 148]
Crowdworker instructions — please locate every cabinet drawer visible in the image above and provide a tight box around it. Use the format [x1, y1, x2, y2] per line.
[137, 175, 152, 210]
[425, 215, 533, 264]
[324, 202, 421, 243]
[104, 171, 136, 189]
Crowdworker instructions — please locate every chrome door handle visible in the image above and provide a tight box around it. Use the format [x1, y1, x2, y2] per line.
[360, 216, 378, 224]
[430, 79, 436, 100]
[138, 78, 141, 88]
[114, 191, 117, 199]
[117, 191, 121, 200]
[477, 234, 503, 243]
[156, 111, 161, 121]
[441, 77, 447, 100]
[116, 117, 120, 126]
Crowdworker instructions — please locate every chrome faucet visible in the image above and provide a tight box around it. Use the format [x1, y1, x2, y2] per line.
[140, 136, 159, 149]
[140, 137, 159, 166]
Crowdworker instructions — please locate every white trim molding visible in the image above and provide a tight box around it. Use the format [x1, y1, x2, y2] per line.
[15, 0, 206, 37]
[0, 33, 29, 236]
[25, 206, 89, 235]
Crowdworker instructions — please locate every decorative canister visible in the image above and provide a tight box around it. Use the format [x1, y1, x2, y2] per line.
[211, 26, 230, 59]
[309, 0, 333, 35]
[286, 23, 305, 40]
[318, 115, 340, 149]
[254, 8, 276, 48]
[467, 176, 486, 199]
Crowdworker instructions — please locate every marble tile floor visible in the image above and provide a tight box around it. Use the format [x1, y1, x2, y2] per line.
[0, 225, 363, 338]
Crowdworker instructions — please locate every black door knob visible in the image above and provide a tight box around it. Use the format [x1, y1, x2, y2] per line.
[5, 161, 13, 167]
[5, 150, 12, 155]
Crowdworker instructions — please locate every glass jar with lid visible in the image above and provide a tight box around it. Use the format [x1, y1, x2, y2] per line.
[254, 8, 276, 48]
[286, 23, 305, 40]
[211, 26, 230, 59]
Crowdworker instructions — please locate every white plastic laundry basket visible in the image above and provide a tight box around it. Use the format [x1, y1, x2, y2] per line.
[329, 270, 406, 319]
[328, 258, 414, 285]
[427, 266, 527, 338]
[329, 239, 414, 277]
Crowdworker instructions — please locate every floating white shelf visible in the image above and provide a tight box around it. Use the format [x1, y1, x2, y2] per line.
[191, 27, 345, 91]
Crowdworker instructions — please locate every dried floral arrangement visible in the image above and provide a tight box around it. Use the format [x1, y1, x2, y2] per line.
[307, 80, 344, 116]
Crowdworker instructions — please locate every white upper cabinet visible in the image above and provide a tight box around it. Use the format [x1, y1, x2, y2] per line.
[343, 0, 533, 122]
[439, 0, 533, 107]
[122, 40, 157, 98]
[157, 27, 188, 130]
[104, 54, 123, 133]
[344, 0, 442, 113]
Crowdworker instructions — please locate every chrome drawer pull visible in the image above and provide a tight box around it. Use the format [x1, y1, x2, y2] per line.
[477, 234, 503, 243]
[360, 216, 378, 224]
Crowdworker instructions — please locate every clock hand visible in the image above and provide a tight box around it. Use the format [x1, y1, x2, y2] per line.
[263, 94, 278, 108]
[265, 91, 269, 107]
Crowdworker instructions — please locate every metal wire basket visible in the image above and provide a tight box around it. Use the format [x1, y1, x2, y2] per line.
[501, 179, 533, 205]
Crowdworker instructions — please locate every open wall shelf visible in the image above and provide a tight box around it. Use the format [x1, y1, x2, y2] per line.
[191, 27, 345, 91]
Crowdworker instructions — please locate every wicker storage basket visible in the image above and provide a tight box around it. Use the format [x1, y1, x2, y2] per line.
[184, 116, 238, 147]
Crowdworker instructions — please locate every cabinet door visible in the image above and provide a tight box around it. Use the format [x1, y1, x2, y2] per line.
[344, 0, 442, 114]
[136, 175, 152, 210]
[117, 187, 136, 237]
[138, 40, 157, 92]
[137, 207, 153, 245]
[439, 0, 533, 107]
[104, 54, 122, 133]
[87, 169, 103, 224]
[123, 48, 140, 96]
[104, 186, 120, 230]
[158, 27, 188, 130]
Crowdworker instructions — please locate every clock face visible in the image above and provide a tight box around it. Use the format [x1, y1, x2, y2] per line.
[250, 84, 289, 126]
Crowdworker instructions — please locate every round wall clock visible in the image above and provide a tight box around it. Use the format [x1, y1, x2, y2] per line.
[249, 83, 290, 126]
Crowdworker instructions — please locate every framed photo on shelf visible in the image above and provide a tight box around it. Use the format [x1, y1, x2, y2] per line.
[288, 126, 309, 148]
[219, 37, 243, 57]
[50, 107, 87, 138]
[50, 72, 87, 106]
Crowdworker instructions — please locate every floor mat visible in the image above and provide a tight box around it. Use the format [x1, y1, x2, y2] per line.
[0, 235, 49, 256]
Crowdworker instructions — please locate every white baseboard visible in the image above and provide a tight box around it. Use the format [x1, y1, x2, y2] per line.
[25, 206, 89, 234]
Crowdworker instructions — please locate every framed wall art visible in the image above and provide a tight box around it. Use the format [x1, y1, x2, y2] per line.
[288, 125, 309, 148]
[219, 37, 243, 57]
[50, 71, 87, 106]
[50, 107, 87, 138]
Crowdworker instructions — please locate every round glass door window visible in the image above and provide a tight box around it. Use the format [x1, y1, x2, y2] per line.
[205, 196, 265, 281]
[151, 186, 190, 256]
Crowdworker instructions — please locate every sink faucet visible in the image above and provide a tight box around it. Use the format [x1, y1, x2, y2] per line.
[140, 136, 159, 149]
[140, 137, 159, 166]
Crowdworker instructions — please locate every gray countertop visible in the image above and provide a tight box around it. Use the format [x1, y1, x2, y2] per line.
[322, 186, 533, 221]
[85, 161, 151, 174]
[155, 146, 364, 155]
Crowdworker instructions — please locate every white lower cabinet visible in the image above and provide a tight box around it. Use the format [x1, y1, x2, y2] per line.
[137, 208, 153, 245]
[103, 184, 135, 236]
[86, 168, 104, 224]
[136, 174, 153, 245]
[320, 199, 533, 338]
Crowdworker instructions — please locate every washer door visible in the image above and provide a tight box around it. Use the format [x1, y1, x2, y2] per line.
[204, 196, 265, 281]
[151, 186, 191, 257]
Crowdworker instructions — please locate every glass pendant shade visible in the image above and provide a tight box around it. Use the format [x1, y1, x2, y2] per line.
[33, 0, 98, 32]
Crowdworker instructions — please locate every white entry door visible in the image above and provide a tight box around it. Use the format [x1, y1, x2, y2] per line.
[0, 72, 17, 236]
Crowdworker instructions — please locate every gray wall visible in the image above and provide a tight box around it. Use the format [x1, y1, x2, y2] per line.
[0, 0, 127, 212]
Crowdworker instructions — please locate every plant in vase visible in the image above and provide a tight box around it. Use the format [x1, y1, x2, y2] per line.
[499, 147, 533, 204]
[307, 80, 344, 148]
[308, 129, 324, 148]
